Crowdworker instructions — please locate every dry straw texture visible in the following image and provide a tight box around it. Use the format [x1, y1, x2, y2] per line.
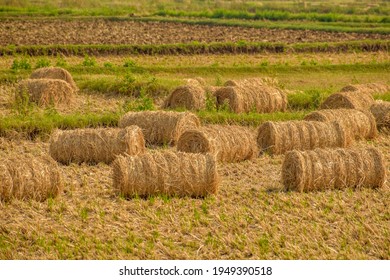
[341, 83, 389, 96]
[17, 78, 74, 106]
[0, 155, 63, 201]
[282, 147, 386, 192]
[118, 111, 200, 145]
[215, 80, 287, 113]
[30, 66, 78, 91]
[112, 151, 219, 197]
[163, 85, 206, 110]
[320, 90, 374, 110]
[177, 125, 258, 162]
[257, 120, 352, 155]
[304, 109, 377, 140]
[370, 100, 390, 129]
[49, 126, 145, 164]
[224, 77, 279, 88]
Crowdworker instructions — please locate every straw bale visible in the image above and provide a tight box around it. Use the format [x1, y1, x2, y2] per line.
[341, 83, 389, 96]
[370, 100, 390, 129]
[118, 111, 200, 145]
[257, 120, 352, 155]
[112, 151, 219, 198]
[304, 109, 377, 140]
[224, 77, 279, 88]
[215, 84, 287, 113]
[320, 90, 374, 110]
[49, 126, 145, 164]
[0, 155, 63, 201]
[177, 125, 258, 162]
[186, 77, 206, 87]
[17, 78, 74, 106]
[163, 84, 206, 110]
[30, 66, 78, 91]
[282, 147, 386, 192]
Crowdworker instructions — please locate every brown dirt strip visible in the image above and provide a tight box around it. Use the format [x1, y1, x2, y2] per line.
[1, 19, 389, 46]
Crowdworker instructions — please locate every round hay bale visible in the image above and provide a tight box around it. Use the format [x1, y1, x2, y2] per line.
[49, 126, 145, 164]
[163, 85, 206, 110]
[319, 90, 374, 110]
[224, 77, 279, 87]
[17, 78, 74, 107]
[215, 83, 287, 114]
[304, 109, 377, 140]
[370, 100, 390, 129]
[282, 147, 386, 192]
[341, 83, 389, 96]
[112, 151, 219, 198]
[118, 111, 200, 146]
[177, 125, 258, 162]
[186, 77, 206, 87]
[30, 66, 78, 91]
[0, 155, 63, 201]
[257, 120, 352, 155]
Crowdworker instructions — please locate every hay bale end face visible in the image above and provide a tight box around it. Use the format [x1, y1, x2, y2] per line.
[370, 100, 390, 129]
[215, 83, 287, 114]
[320, 90, 374, 110]
[0, 155, 63, 201]
[118, 111, 200, 146]
[30, 66, 78, 91]
[282, 147, 386, 192]
[49, 126, 145, 164]
[257, 120, 352, 155]
[163, 85, 206, 111]
[304, 109, 377, 140]
[112, 151, 219, 198]
[17, 78, 74, 106]
[177, 125, 258, 162]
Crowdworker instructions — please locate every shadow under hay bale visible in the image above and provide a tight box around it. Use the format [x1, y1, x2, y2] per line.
[163, 85, 206, 111]
[118, 111, 200, 146]
[282, 147, 386, 192]
[319, 90, 374, 110]
[50, 126, 145, 165]
[341, 83, 389, 96]
[30, 66, 78, 91]
[304, 109, 377, 140]
[370, 100, 390, 130]
[17, 78, 74, 107]
[257, 120, 352, 155]
[215, 83, 287, 114]
[0, 155, 63, 201]
[112, 151, 219, 198]
[177, 125, 258, 162]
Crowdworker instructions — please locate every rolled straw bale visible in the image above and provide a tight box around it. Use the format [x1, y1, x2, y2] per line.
[341, 83, 389, 96]
[163, 85, 206, 110]
[112, 151, 219, 197]
[304, 109, 377, 140]
[215, 84, 287, 113]
[282, 147, 386, 192]
[0, 155, 63, 201]
[370, 100, 390, 129]
[320, 90, 374, 110]
[257, 120, 352, 155]
[224, 77, 279, 88]
[30, 66, 78, 91]
[17, 78, 74, 106]
[186, 77, 206, 87]
[49, 126, 145, 164]
[118, 111, 200, 145]
[177, 125, 258, 162]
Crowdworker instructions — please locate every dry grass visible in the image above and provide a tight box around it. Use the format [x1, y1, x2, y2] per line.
[49, 126, 145, 164]
[17, 78, 74, 107]
[177, 125, 258, 162]
[304, 109, 378, 140]
[257, 120, 352, 155]
[118, 111, 200, 146]
[113, 151, 219, 198]
[282, 147, 386, 192]
[30, 67, 78, 91]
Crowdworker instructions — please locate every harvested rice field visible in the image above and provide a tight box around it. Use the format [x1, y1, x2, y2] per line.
[0, 0, 390, 260]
